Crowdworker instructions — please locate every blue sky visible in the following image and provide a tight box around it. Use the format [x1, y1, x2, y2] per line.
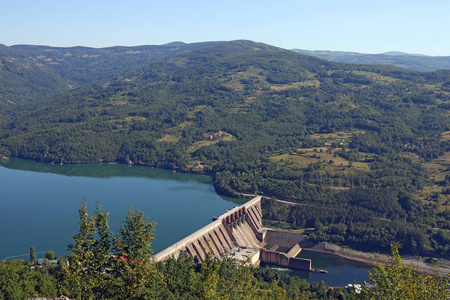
[1, 0, 449, 56]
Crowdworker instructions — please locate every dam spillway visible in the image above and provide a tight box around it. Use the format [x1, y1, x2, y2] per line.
[153, 196, 264, 262]
[153, 196, 313, 272]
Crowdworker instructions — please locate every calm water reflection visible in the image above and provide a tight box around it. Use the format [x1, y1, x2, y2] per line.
[0, 158, 243, 260]
[0, 158, 373, 286]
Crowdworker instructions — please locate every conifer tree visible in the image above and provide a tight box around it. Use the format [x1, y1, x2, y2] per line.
[29, 246, 36, 265]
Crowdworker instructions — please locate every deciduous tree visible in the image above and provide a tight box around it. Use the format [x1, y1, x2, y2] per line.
[359, 243, 450, 299]
[61, 200, 114, 299]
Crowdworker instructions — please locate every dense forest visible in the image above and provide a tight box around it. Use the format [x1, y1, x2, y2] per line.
[2, 40, 450, 258]
[0, 41, 218, 112]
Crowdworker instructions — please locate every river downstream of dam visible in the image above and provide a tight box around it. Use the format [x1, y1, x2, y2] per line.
[0, 158, 371, 286]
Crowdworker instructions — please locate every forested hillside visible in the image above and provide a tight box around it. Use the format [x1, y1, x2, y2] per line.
[0, 44, 69, 114]
[0, 41, 218, 111]
[10, 41, 219, 86]
[2, 40, 450, 258]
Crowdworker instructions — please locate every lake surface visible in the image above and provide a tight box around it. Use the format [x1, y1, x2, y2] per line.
[0, 158, 243, 260]
[261, 250, 372, 287]
[0, 158, 372, 286]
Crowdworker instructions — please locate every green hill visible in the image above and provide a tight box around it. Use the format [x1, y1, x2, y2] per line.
[0, 44, 69, 112]
[6, 42, 219, 87]
[2, 40, 450, 257]
[0, 41, 219, 108]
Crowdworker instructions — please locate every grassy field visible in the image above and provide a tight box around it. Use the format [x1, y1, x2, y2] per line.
[186, 105, 206, 119]
[159, 134, 181, 142]
[441, 131, 450, 141]
[270, 131, 371, 172]
[269, 79, 321, 91]
[419, 153, 450, 210]
[310, 131, 365, 145]
[270, 147, 370, 174]
[221, 66, 265, 91]
[187, 132, 236, 153]
[159, 106, 205, 142]
[352, 70, 400, 84]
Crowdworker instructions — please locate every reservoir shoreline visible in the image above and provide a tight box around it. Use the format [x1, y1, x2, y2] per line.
[0, 157, 241, 260]
[2, 157, 447, 284]
[302, 241, 450, 276]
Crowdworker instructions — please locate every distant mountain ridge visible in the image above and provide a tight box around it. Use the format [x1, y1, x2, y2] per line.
[292, 49, 450, 71]
[0, 41, 220, 113]
[1, 39, 449, 112]
[381, 51, 426, 57]
[7, 41, 220, 86]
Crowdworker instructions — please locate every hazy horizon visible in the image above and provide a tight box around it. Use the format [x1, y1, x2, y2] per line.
[1, 0, 449, 56]
[2, 40, 447, 58]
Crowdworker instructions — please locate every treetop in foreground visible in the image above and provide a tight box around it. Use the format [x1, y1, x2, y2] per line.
[359, 243, 450, 299]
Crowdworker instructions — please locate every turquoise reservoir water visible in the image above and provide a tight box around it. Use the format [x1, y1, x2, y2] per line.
[296, 250, 372, 286]
[0, 158, 242, 260]
[261, 250, 372, 287]
[0, 158, 373, 286]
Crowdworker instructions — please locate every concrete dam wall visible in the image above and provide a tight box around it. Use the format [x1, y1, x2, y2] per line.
[153, 196, 263, 263]
[153, 196, 314, 272]
[260, 247, 311, 271]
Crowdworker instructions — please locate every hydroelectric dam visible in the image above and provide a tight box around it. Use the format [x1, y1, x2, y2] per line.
[153, 196, 315, 272]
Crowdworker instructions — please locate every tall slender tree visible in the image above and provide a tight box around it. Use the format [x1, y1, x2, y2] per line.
[29, 246, 36, 265]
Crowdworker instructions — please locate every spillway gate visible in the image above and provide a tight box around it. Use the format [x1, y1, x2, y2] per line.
[153, 196, 264, 262]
